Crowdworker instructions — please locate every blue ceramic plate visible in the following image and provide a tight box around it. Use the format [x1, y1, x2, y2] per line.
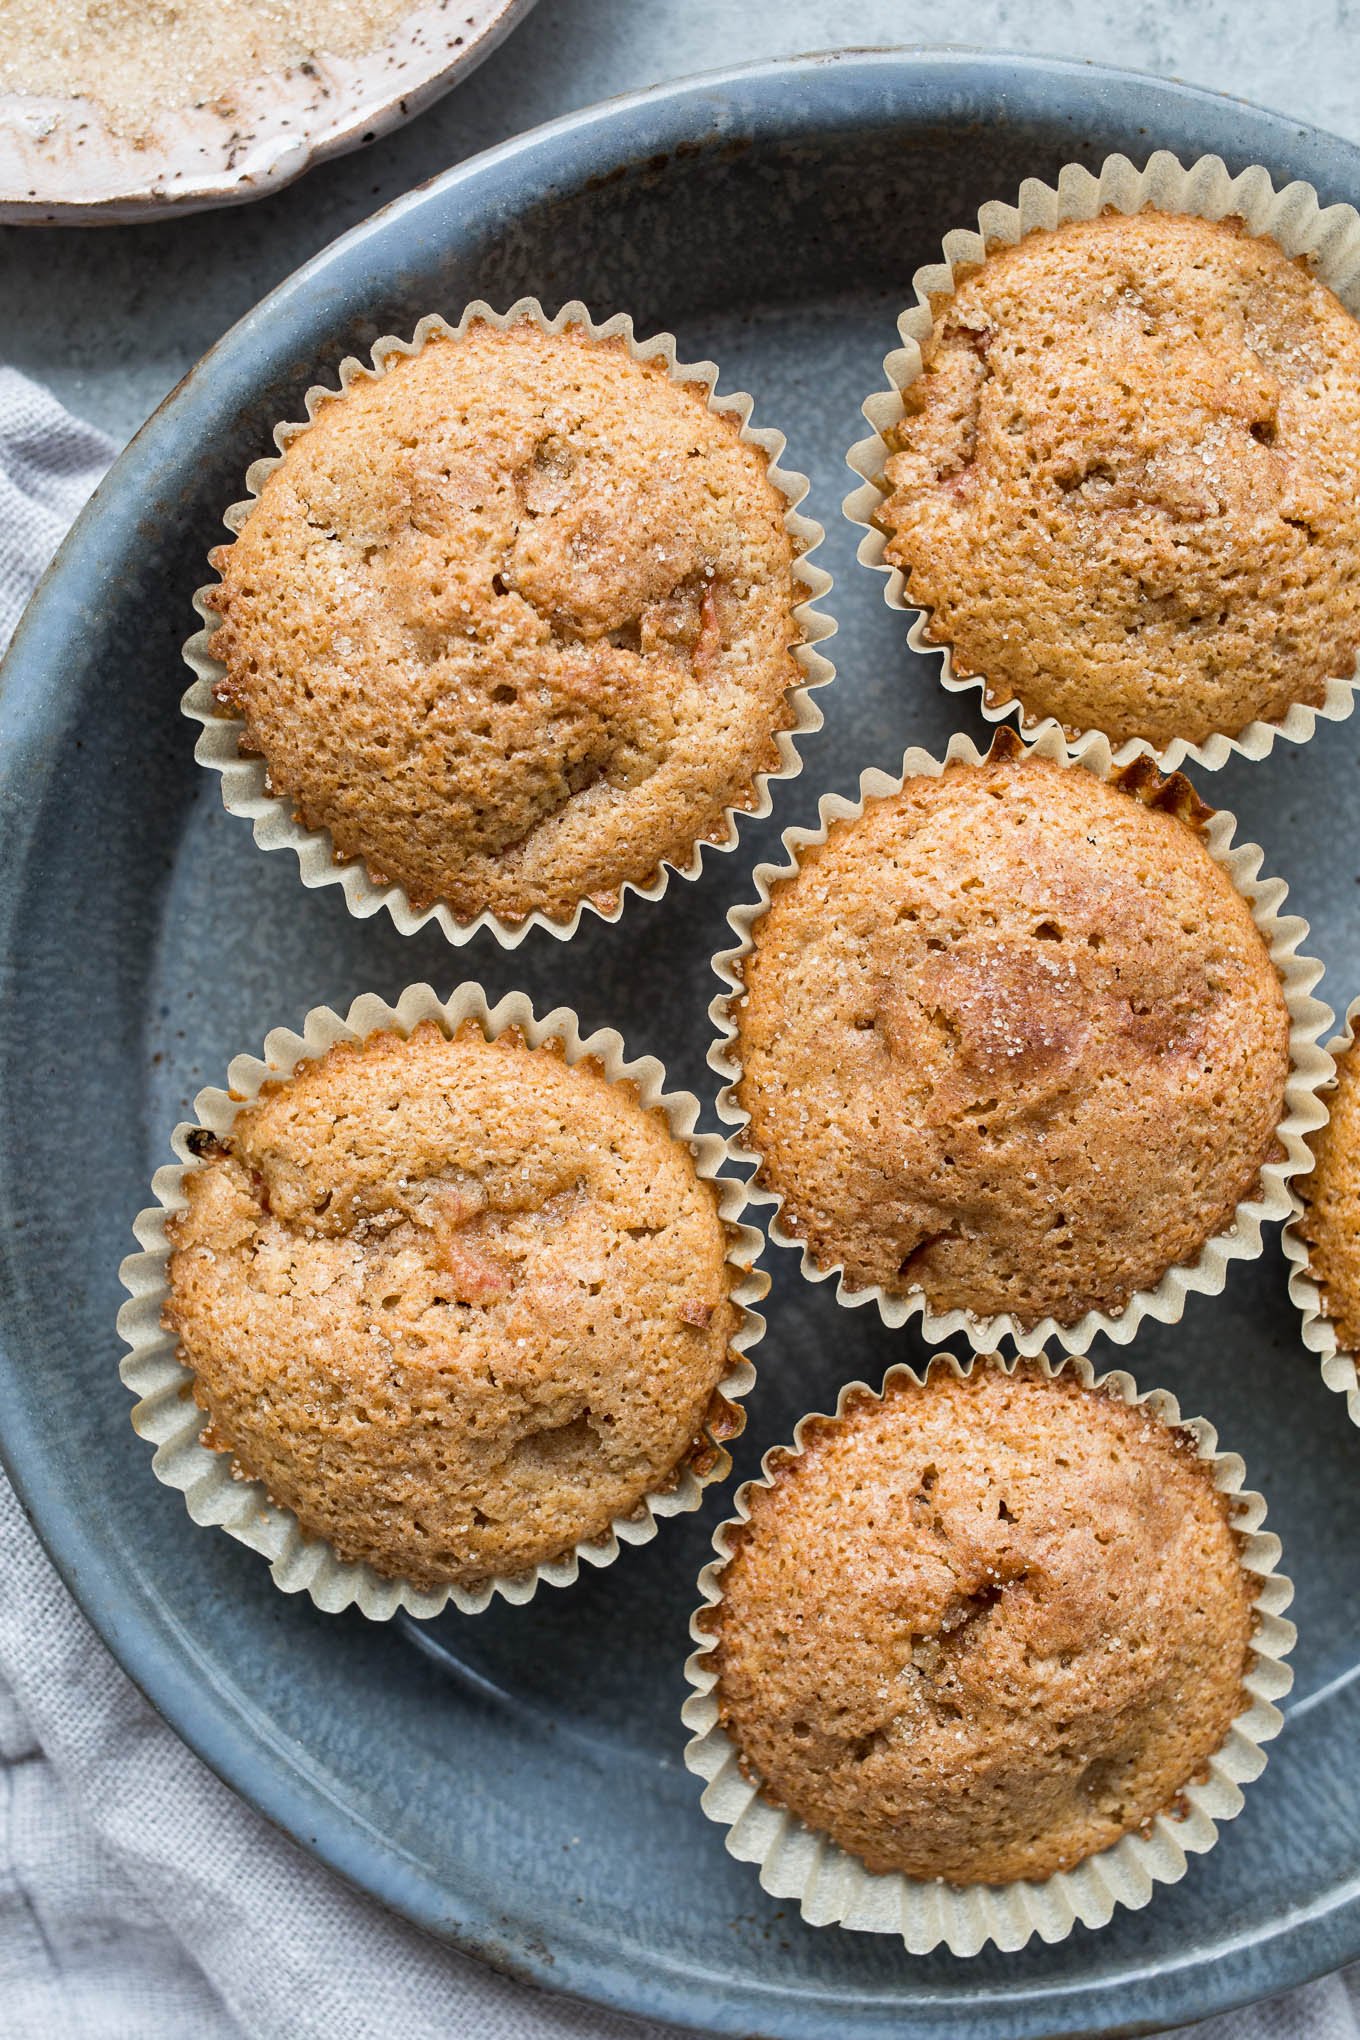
[2, 48, 1358, 2039]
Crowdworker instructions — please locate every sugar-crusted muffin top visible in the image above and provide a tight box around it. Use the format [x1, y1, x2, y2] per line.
[165, 1022, 741, 1588]
[209, 320, 804, 923]
[733, 747, 1290, 1326]
[875, 210, 1360, 749]
[709, 1362, 1254, 1886]
[1297, 1032, 1360, 1354]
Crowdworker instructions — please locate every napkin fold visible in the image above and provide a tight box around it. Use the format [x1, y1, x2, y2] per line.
[0, 366, 1353, 2040]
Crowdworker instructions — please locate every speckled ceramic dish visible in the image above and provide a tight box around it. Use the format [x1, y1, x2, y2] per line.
[0, 0, 535, 224]
[2, 48, 1359, 2040]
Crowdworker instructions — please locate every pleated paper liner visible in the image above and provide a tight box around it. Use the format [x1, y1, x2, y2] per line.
[117, 981, 768, 1620]
[844, 150, 1360, 773]
[709, 724, 1333, 1357]
[682, 1349, 1295, 1957]
[182, 298, 835, 948]
[1283, 993, 1360, 1427]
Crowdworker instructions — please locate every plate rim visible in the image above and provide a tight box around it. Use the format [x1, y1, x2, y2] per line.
[1, 43, 1359, 2038]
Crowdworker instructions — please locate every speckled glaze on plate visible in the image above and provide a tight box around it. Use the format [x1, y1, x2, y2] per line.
[2, 48, 1360, 2040]
[0, 0, 535, 225]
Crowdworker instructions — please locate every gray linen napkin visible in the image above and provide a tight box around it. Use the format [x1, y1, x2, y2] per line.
[0, 366, 1354, 2040]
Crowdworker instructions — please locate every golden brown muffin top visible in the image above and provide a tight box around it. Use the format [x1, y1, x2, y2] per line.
[875, 210, 1360, 749]
[165, 1022, 741, 1589]
[709, 1362, 1254, 1886]
[1297, 1031, 1360, 1354]
[209, 320, 804, 923]
[733, 746, 1290, 1326]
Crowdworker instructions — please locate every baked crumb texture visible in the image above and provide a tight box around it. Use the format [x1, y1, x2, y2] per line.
[734, 747, 1290, 1326]
[875, 211, 1360, 749]
[164, 1021, 741, 1590]
[1296, 1032, 1360, 1356]
[709, 1363, 1254, 1886]
[208, 321, 804, 924]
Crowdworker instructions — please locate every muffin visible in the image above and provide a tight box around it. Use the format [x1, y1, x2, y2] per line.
[873, 209, 1360, 751]
[204, 314, 813, 926]
[728, 739, 1292, 1330]
[698, 1359, 1258, 1887]
[1294, 1030, 1360, 1347]
[1287, 1010, 1360, 1421]
[162, 1017, 747, 1592]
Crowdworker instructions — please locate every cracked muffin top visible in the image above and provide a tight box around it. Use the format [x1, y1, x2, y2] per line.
[875, 209, 1360, 750]
[707, 1361, 1255, 1886]
[207, 319, 806, 924]
[164, 1021, 743, 1589]
[732, 744, 1290, 1327]
[1295, 1032, 1360, 1356]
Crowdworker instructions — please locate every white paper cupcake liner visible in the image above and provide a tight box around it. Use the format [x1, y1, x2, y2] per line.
[682, 1348, 1295, 1956]
[1282, 993, 1360, 1427]
[845, 149, 1360, 773]
[183, 297, 835, 947]
[116, 981, 769, 1620]
[709, 724, 1333, 1357]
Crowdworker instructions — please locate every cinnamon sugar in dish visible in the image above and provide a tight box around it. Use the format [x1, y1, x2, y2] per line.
[1, 0, 417, 137]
